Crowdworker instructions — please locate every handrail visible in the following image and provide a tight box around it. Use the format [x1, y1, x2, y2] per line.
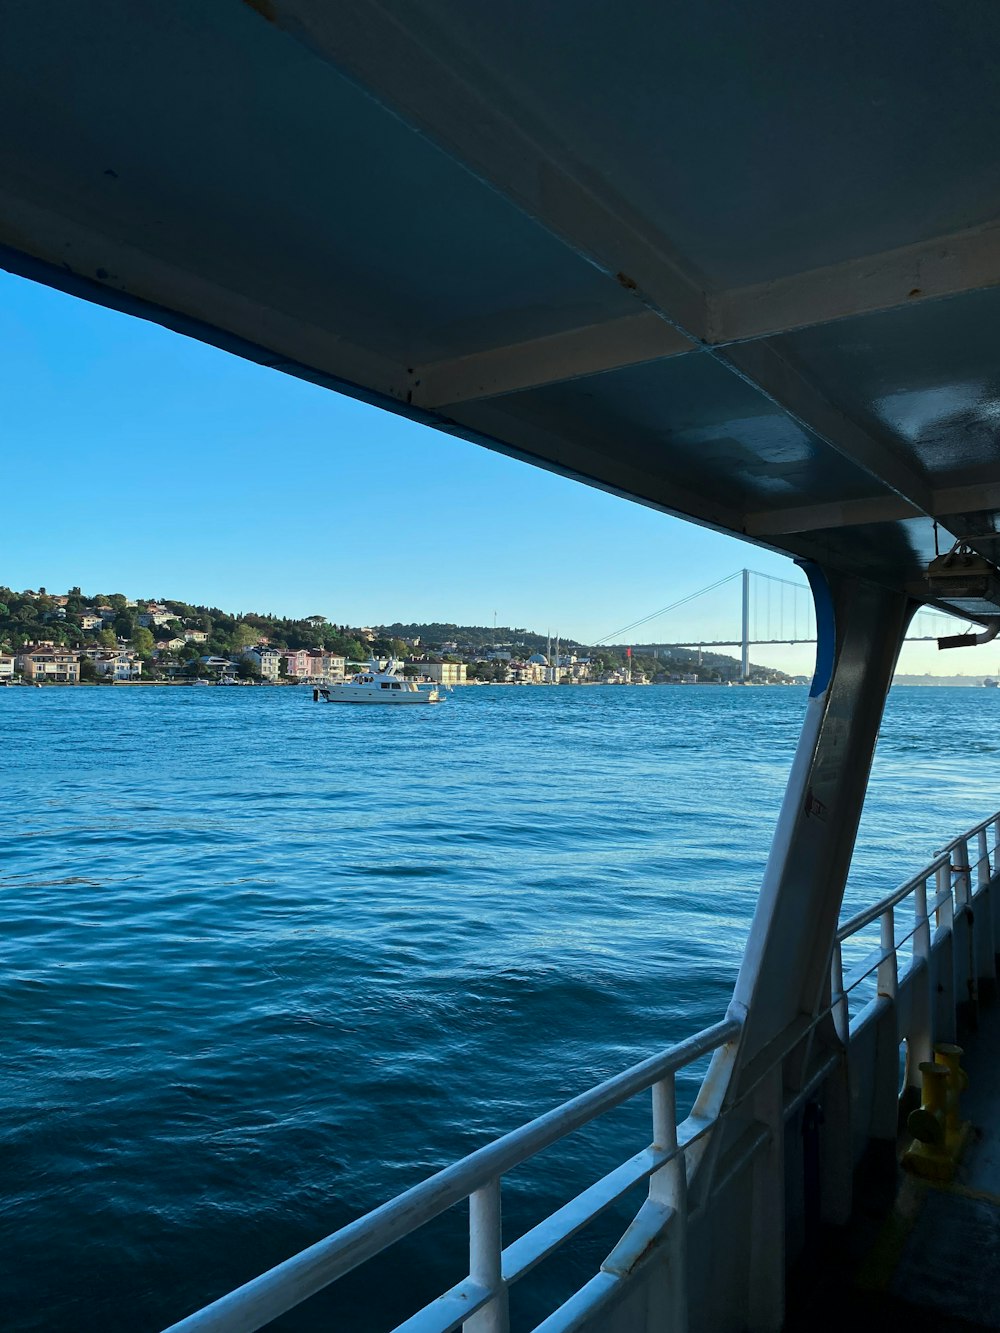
[837, 859, 946, 940]
[164, 809, 1000, 1333]
[164, 1019, 739, 1333]
[838, 808, 1000, 942]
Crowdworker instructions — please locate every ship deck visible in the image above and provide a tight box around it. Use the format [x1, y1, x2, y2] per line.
[789, 995, 1000, 1332]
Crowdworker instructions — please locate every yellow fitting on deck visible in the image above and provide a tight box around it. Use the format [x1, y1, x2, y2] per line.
[934, 1042, 971, 1159]
[902, 1049, 970, 1181]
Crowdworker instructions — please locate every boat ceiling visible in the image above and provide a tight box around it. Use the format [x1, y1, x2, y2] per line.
[4, 0, 1000, 614]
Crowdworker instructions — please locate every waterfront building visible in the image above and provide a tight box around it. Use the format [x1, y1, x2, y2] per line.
[412, 661, 467, 685]
[242, 648, 282, 680]
[0, 653, 14, 681]
[198, 656, 234, 675]
[88, 651, 142, 681]
[304, 650, 347, 679]
[17, 645, 81, 683]
[280, 648, 311, 678]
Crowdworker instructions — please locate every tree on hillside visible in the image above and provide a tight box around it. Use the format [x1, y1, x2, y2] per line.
[231, 622, 258, 651]
[98, 628, 117, 648]
[131, 627, 155, 658]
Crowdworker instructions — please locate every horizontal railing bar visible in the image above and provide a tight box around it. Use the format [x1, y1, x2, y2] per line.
[502, 1146, 666, 1284]
[837, 809, 1000, 943]
[531, 1270, 620, 1333]
[782, 1053, 839, 1124]
[838, 866, 942, 940]
[165, 809, 1000, 1333]
[392, 1279, 492, 1333]
[503, 1105, 718, 1290]
[840, 914, 926, 994]
[706, 1123, 771, 1202]
[929, 887, 953, 915]
[841, 945, 888, 993]
[162, 1018, 740, 1333]
[937, 811, 1000, 857]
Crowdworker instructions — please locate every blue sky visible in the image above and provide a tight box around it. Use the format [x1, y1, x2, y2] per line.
[0, 271, 988, 675]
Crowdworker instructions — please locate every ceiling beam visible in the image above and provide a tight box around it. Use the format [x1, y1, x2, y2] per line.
[711, 221, 1000, 344]
[716, 341, 936, 516]
[745, 495, 920, 536]
[411, 312, 695, 407]
[443, 396, 749, 537]
[266, 0, 710, 341]
[0, 186, 412, 407]
[745, 480, 1000, 536]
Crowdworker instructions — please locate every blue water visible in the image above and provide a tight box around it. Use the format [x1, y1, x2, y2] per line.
[2, 685, 997, 1330]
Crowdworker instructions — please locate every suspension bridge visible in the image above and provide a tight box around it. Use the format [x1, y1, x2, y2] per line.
[595, 569, 972, 681]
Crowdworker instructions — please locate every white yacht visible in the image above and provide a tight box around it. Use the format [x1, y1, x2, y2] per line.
[314, 659, 442, 705]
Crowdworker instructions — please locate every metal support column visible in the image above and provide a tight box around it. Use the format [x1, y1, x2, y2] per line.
[692, 565, 913, 1332]
[741, 569, 750, 683]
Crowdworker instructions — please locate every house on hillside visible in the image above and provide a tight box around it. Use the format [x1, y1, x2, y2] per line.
[281, 648, 310, 678]
[88, 651, 142, 681]
[242, 648, 282, 680]
[17, 645, 81, 683]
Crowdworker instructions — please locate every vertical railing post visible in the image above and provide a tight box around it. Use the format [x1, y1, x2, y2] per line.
[831, 939, 849, 1043]
[871, 907, 900, 1141]
[935, 860, 956, 1043]
[977, 828, 991, 889]
[877, 908, 898, 1000]
[651, 1072, 688, 1331]
[822, 939, 853, 1226]
[952, 843, 978, 1020]
[465, 1179, 508, 1333]
[977, 826, 999, 993]
[910, 877, 933, 1072]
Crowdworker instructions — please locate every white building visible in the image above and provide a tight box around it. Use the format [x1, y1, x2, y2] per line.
[242, 648, 282, 680]
[0, 654, 14, 680]
[89, 650, 142, 680]
[415, 662, 467, 685]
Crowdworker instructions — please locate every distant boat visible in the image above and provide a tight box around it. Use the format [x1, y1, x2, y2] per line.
[314, 659, 443, 705]
[984, 678, 999, 688]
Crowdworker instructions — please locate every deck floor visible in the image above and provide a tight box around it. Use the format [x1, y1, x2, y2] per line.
[787, 993, 1000, 1332]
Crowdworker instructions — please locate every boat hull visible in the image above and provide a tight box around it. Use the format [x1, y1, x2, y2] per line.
[321, 693, 440, 704]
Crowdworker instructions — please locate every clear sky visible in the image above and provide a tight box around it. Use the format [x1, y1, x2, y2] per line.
[1, 270, 993, 677]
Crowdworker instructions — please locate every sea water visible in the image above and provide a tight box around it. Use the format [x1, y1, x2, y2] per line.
[2, 685, 996, 1330]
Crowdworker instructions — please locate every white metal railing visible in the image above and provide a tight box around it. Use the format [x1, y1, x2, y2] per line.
[163, 1019, 740, 1333]
[163, 810, 1000, 1333]
[832, 810, 1000, 1047]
